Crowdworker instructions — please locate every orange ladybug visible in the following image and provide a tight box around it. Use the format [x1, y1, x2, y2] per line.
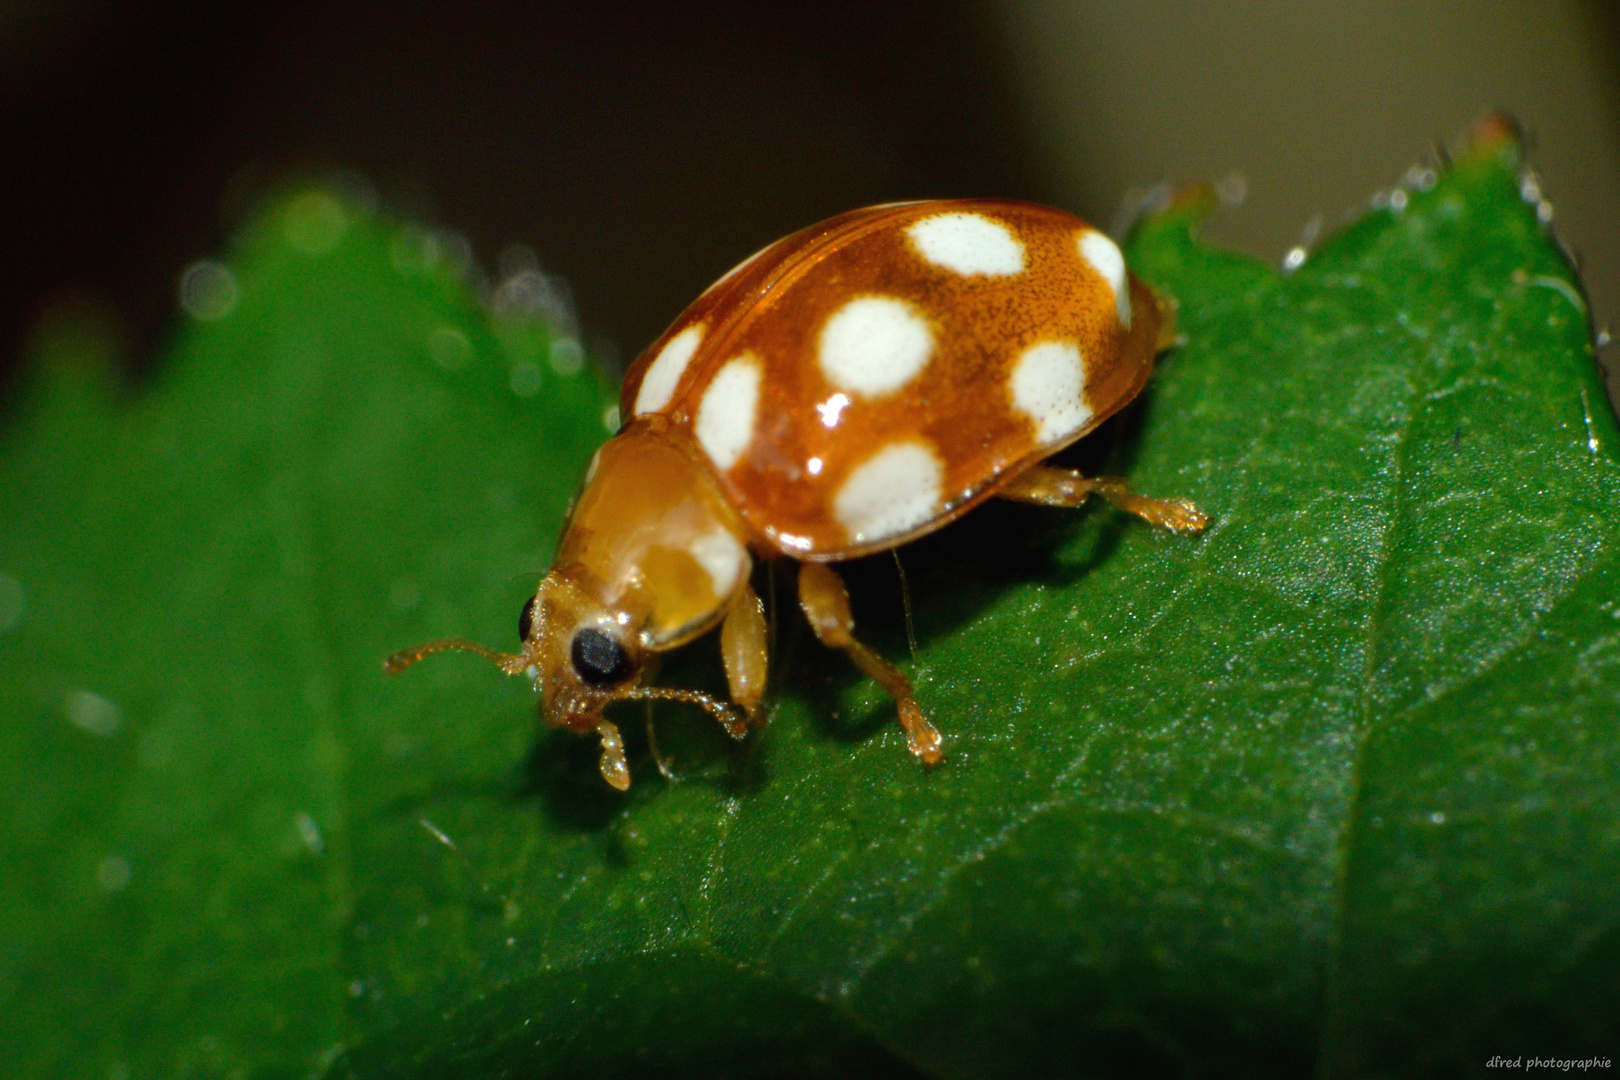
[388, 200, 1207, 790]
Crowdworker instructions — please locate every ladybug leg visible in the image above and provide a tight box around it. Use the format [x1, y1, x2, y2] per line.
[595, 719, 632, 791]
[720, 578, 769, 727]
[1000, 465, 1209, 536]
[797, 561, 944, 766]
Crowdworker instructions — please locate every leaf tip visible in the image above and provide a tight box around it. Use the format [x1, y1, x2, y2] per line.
[1132, 181, 1220, 233]
[1457, 110, 1525, 170]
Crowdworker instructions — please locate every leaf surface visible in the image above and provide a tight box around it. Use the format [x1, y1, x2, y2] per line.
[2, 135, 1616, 1078]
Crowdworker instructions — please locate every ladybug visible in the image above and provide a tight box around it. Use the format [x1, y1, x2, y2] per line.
[388, 199, 1207, 790]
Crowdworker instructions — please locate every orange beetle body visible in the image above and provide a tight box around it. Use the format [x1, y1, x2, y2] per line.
[388, 199, 1207, 789]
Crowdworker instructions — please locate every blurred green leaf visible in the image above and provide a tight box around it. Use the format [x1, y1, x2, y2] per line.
[2, 132, 1617, 1080]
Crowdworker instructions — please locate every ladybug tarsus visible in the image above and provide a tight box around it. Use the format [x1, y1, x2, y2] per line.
[797, 561, 943, 766]
[1000, 465, 1211, 536]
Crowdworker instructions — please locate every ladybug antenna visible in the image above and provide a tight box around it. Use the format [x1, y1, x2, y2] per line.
[619, 685, 748, 742]
[385, 639, 531, 677]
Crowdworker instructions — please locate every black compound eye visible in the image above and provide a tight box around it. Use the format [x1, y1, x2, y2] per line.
[571, 628, 632, 686]
[518, 596, 538, 642]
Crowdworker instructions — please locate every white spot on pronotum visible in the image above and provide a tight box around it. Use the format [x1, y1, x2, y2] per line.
[0, 572, 23, 634]
[818, 295, 934, 397]
[97, 855, 131, 892]
[695, 354, 761, 470]
[179, 260, 239, 321]
[1009, 340, 1093, 443]
[1078, 230, 1131, 329]
[906, 212, 1025, 276]
[834, 441, 944, 545]
[688, 529, 747, 598]
[66, 689, 121, 738]
[635, 324, 705, 415]
[806, 457, 824, 476]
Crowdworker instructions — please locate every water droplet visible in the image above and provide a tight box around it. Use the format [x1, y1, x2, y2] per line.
[97, 854, 132, 891]
[1536, 201, 1555, 224]
[296, 812, 325, 855]
[492, 268, 577, 332]
[1388, 189, 1409, 213]
[283, 191, 348, 255]
[427, 326, 472, 371]
[1215, 171, 1247, 208]
[548, 336, 584, 376]
[432, 229, 474, 278]
[602, 404, 621, 432]
[498, 243, 540, 280]
[66, 689, 121, 737]
[349, 980, 364, 998]
[1298, 213, 1323, 247]
[509, 360, 544, 397]
[390, 225, 434, 274]
[1282, 246, 1307, 272]
[179, 261, 240, 321]
[0, 572, 23, 633]
[1429, 811, 1447, 825]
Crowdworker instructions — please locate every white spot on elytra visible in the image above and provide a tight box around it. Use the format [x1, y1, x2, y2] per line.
[688, 529, 747, 598]
[695, 354, 760, 470]
[1010, 340, 1093, 443]
[818, 296, 933, 397]
[635, 324, 705, 415]
[906, 212, 1025, 276]
[833, 441, 944, 545]
[1078, 231, 1131, 329]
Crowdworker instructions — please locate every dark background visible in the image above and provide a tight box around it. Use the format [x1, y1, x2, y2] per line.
[2, 0, 1617, 397]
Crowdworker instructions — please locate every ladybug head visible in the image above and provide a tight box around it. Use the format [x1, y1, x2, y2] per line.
[382, 422, 754, 790]
[516, 571, 648, 732]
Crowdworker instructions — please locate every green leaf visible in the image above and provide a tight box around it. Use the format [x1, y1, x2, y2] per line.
[3, 130, 1617, 1079]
